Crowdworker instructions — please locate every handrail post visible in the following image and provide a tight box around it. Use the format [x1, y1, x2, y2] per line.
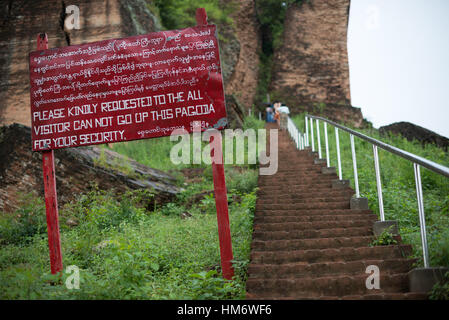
[295, 127, 299, 149]
[350, 134, 360, 198]
[289, 122, 293, 139]
[324, 122, 330, 167]
[291, 120, 294, 141]
[414, 163, 430, 268]
[335, 127, 342, 180]
[288, 118, 291, 138]
[316, 119, 322, 159]
[310, 118, 315, 152]
[305, 116, 309, 147]
[373, 145, 385, 221]
[293, 122, 297, 147]
[290, 119, 293, 139]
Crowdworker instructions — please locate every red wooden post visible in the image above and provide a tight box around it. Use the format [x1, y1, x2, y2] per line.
[210, 134, 234, 280]
[196, 7, 208, 26]
[196, 8, 234, 280]
[37, 33, 63, 275]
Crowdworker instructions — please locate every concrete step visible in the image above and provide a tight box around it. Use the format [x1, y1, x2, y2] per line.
[246, 273, 410, 297]
[250, 245, 413, 264]
[258, 177, 339, 186]
[257, 189, 354, 198]
[259, 185, 352, 193]
[246, 291, 428, 300]
[248, 258, 416, 279]
[252, 226, 373, 241]
[254, 209, 373, 217]
[257, 196, 352, 205]
[253, 220, 374, 232]
[253, 213, 377, 224]
[246, 123, 421, 299]
[255, 201, 350, 211]
[251, 236, 374, 251]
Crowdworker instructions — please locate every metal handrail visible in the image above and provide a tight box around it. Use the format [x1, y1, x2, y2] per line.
[306, 115, 449, 179]
[285, 114, 449, 269]
[287, 117, 305, 151]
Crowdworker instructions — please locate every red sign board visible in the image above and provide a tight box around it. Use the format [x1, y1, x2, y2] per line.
[29, 24, 227, 151]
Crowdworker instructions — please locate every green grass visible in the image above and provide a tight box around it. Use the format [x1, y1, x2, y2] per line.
[109, 136, 188, 172]
[292, 114, 449, 268]
[0, 116, 264, 299]
[0, 173, 257, 299]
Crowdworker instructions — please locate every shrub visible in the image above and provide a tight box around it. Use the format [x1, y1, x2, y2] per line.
[65, 188, 148, 231]
[370, 227, 398, 247]
[429, 271, 449, 300]
[226, 169, 258, 195]
[429, 228, 449, 267]
[188, 269, 237, 299]
[153, 0, 235, 30]
[199, 193, 217, 215]
[0, 194, 46, 245]
[243, 115, 265, 131]
[160, 202, 186, 216]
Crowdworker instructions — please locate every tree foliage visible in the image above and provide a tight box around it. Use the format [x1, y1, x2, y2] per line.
[152, 0, 235, 30]
[255, 0, 306, 55]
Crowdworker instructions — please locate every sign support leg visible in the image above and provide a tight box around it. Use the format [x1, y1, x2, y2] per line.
[196, 8, 234, 280]
[42, 150, 63, 274]
[210, 134, 234, 280]
[37, 33, 63, 275]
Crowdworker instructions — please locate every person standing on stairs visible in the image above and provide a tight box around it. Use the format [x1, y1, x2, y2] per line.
[273, 101, 281, 125]
[266, 103, 275, 123]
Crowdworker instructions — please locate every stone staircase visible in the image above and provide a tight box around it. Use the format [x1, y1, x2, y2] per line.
[246, 123, 428, 299]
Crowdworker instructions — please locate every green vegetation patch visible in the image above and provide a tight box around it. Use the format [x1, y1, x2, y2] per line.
[151, 0, 236, 31]
[0, 116, 264, 299]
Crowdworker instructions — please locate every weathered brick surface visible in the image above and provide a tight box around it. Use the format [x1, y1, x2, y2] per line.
[269, 0, 366, 127]
[0, 123, 180, 213]
[0, 0, 160, 127]
[224, 0, 261, 110]
[271, 0, 351, 104]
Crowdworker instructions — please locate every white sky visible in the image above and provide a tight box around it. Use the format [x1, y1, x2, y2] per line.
[348, 0, 449, 138]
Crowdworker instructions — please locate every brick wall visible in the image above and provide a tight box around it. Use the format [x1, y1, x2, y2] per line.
[271, 0, 352, 106]
[224, 0, 261, 109]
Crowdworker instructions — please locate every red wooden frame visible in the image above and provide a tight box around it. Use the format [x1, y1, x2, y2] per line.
[35, 8, 234, 280]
